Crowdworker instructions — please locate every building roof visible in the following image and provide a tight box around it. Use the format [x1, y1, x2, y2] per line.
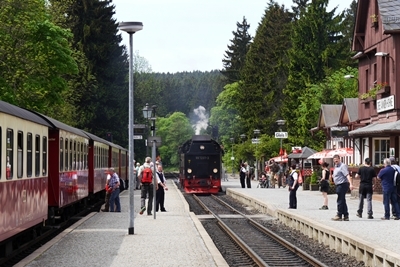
[379, 0, 400, 33]
[339, 98, 358, 124]
[318, 104, 342, 128]
[349, 120, 400, 137]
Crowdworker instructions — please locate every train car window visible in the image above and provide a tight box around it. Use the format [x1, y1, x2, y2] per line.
[76, 141, 79, 170]
[42, 136, 47, 175]
[27, 133, 32, 177]
[17, 131, 23, 178]
[69, 140, 72, 170]
[7, 129, 14, 179]
[35, 135, 40, 177]
[65, 139, 68, 171]
[0, 127, 2, 179]
[73, 141, 76, 170]
[95, 146, 98, 169]
[80, 142, 83, 170]
[60, 137, 64, 171]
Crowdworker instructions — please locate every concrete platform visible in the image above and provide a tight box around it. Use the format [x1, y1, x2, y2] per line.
[17, 173, 400, 267]
[223, 175, 400, 267]
[17, 180, 228, 267]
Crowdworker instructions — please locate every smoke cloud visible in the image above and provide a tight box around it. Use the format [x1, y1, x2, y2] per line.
[192, 106, 209, 135]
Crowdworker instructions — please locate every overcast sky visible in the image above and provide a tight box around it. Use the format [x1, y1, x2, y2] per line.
[113, 0, 347, 73]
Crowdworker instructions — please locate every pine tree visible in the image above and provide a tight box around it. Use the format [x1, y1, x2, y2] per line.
[237, 1, 292, 136]
[221, 16, 252, 82]
[282, 0, 349, 146]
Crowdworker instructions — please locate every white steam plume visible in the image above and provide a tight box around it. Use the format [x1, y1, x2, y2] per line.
[193, 106, 209, 135]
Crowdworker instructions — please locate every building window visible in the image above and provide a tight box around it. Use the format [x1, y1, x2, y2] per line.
[373, 138, 390, 165]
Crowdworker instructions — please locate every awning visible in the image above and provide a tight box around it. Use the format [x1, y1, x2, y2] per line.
[325, 148, 353, 158]
[349, 120, 400, 137]
[307, 149, 332, 159]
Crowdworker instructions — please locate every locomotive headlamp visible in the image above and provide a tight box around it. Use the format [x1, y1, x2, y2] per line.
[187, 168, 192, 174]
[200, 145, 205, 150]
[213, 168, 218, 173]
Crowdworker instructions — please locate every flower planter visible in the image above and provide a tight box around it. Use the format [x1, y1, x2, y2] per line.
[303, 184, 310, 190]
[310, 184, 319, 191]
[377, 86, 390, 95]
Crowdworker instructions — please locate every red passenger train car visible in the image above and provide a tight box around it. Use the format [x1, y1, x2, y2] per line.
[179, 135, 223, 194]
[0, 100, 128, 260]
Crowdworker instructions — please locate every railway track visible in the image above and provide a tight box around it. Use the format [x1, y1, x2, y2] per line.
[194, 194, 328, 267]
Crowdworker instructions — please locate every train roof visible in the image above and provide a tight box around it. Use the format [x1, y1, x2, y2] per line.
[179, 135, 222, 154]
[0, 100, 53, 127]
[81, 130, 126, 151]
[37, 113, 88, 138]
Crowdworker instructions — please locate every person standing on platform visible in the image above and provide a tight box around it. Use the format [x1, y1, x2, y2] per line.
[390, 157, 400, 218]
[138, 157, 154, 215]
[331, 155, 353, 221]
[245, 162, 251, 188]
[108, 168, 121, 212]
[102, 170, 112, 212]
[156, 164, 168, 212]
[268, 160, 279, 188]
[288, 164, 299, 209]
[318, 162, 330, 210]
[239, 163, 246, 188]
[354, 158, 376, 219]
[134, 162, 140, 190]
[377, 158, 400, 220]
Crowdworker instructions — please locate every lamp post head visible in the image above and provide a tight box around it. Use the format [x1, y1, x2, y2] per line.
[276, 119, 286, 126]
[240, 134, 246, 139]
[142, 103, 152, 119]
[344, 75, 354, 79]
[375, 52, 389, 57]
[253, 129, 260, 136]
[230, 137, 234, 142]
[119, 21, 143, 34]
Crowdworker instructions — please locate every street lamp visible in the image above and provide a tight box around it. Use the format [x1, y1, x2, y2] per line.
[230, 137, 234, 176]
[375, 52, 395, 73]
[240, 134, 246, 143]
[253, 129, 260, 180]
[142, 103, 158, 219]
[344, 74, 359, 91]
[119, 21, 143, 235]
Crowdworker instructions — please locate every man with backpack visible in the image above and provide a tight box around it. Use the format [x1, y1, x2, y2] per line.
[138, 157, 154, 215]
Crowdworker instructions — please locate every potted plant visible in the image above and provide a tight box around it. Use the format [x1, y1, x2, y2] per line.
[370, 14, 378, 27]
[310, 171, 319, 191]
[328, 182, 336, 194]
[303, 176, 310, 190]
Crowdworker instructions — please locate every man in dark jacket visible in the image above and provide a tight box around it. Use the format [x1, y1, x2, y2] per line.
[354, 158, 376, 219]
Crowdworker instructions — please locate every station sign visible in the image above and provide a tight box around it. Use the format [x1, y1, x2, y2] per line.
[275, 132, 288, 138]
[133, 135, 143, 140]
[377, 95, 395, 113]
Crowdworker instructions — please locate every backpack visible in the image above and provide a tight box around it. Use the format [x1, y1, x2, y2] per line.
[141, 167, 153, 183]
[271, 163, 280, 173]
[119, 178, 125, 191]
[392, 166, 400, 187]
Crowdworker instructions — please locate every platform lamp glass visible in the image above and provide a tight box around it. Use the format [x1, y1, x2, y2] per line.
[253, 129, 260, 180]
[119, 21, 143, 235]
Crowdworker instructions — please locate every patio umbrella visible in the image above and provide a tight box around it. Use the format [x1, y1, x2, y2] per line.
[307, 149, 332, 159]
[325, 148, 353, 158]
[269, 156, 288, 163]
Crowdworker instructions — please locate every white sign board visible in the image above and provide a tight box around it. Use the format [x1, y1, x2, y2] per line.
[133, 135, 143, 139]
[275, 132, 288, 138]
[231, 157, 235, 160]
[377, 95, 395, 113]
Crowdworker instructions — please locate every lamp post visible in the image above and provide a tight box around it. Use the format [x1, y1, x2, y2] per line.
[230, 137, 234, 176]
[253, 129, 260, 180]
[276, 120, 286, 162]
[240, 134, 246, 143]
[142, 103, 158, 219]
[344, 74, 359, 92]
[119, 21, 143, 235]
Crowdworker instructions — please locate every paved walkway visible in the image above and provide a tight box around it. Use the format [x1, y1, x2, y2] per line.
[18, 181, 228, 267]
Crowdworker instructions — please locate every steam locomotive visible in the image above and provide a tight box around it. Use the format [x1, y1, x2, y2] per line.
[178, 135, 223, 194]
[0, 100, 128, 260]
